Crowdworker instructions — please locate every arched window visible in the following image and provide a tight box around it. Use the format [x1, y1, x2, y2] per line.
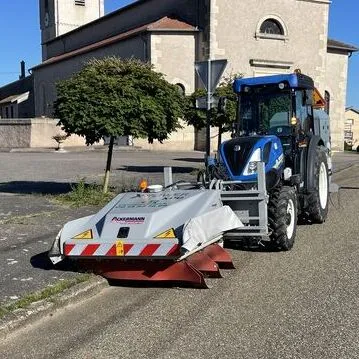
[325, 91, 330, 115]
[260, 19, 284, 35]
[176, 83, 186, 96]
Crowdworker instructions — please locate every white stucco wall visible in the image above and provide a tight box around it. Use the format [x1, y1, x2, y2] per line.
[212, 0, 330, 88]
[151, 32, 196, 94]
[133, 32, 197, 151]
[324, 51, 349, 151]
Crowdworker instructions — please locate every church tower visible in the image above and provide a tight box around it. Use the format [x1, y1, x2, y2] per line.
[39, 0, 104, 60]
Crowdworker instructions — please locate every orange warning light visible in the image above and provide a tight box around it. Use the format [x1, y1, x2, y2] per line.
[139, 179, 148, 192]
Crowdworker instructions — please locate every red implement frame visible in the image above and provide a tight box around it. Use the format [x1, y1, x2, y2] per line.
[78, 244, 234, 288]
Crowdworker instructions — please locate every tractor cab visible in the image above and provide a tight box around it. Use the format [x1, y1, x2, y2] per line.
[233, 73, 318, 165]
[213, 72, 329, 185]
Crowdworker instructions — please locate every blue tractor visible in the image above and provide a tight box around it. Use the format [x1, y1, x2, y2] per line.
[208, 72, 331, 250]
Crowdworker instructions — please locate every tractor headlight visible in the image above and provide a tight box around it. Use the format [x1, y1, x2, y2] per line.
[243, 148, 261, 176]
[248, 161, 258, 174]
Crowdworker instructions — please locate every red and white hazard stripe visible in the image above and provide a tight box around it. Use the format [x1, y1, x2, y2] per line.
[64, 242, 180, 257]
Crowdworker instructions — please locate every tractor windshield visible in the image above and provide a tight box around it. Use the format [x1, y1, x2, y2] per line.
[239, 88, 292, 136]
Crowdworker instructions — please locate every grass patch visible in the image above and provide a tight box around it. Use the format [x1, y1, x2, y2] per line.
[0, 211, 57, 225]
[0, 274, 92, 319]
[53, 180, 116, 208]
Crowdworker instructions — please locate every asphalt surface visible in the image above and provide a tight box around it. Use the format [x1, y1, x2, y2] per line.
[0, 150, 203, 193]
[0, 150, 358, 359]
[0, 150, 203, 305]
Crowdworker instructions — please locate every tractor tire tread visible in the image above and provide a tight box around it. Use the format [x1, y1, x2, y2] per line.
[268, 185, 297, 251]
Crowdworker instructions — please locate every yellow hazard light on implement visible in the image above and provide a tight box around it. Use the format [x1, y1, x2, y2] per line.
[116, 240, 124, 256]
[73, 230, 93, 240]
[155, 228, 176, 239]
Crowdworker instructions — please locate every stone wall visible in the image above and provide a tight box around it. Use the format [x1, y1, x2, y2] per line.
[133, 120, 196, 151]
[0, 118, 94, 148]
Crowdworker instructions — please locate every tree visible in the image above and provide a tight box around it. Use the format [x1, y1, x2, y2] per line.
[54, 57, 185, 193]
[184, 73, 243, 149]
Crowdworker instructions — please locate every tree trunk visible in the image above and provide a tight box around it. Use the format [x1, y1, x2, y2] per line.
[217, 124, 222, 151]
[103, 136, 114, 194]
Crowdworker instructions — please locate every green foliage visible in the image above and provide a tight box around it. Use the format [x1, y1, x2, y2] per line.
[54, 57, 185, 145]
[184, 73, 243, 133]
[54, 179, 116, 207]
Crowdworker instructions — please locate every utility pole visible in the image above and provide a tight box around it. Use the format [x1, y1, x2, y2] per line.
[206, 0, 213, 158]
[206, 59, 212, 157]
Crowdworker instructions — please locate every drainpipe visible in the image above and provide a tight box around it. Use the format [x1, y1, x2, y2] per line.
[56, 0, 60, 36]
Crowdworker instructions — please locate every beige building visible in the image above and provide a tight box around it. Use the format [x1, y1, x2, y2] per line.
[1, 0, 358, 150]
[345, 108, 359, 152]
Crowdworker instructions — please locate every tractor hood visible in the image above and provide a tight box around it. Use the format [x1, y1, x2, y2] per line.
[219, 135, 284, 181]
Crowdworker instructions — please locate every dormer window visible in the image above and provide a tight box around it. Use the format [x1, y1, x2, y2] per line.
[260, 19, 284, 35]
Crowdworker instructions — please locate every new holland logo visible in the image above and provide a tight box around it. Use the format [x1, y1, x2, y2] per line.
[112, 217, 145, 224]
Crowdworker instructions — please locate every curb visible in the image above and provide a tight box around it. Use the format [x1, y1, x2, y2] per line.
[0, 276, 107, 339]
[8, 145, 146, 153]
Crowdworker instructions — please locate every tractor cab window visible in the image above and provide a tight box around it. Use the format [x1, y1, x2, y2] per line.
[240, 90, 292, 136]
[295, 90, 313, 132]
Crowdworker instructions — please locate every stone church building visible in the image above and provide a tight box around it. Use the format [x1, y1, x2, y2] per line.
[1, 0, 358, 150]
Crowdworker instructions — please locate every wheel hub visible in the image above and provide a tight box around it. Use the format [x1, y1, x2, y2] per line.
[286, 199, 295, 239]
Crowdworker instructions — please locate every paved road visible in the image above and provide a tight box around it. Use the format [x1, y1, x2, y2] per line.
[0, 151, 203, 305]
[0, 150, 204, 193]
[0, 151, 358, 359]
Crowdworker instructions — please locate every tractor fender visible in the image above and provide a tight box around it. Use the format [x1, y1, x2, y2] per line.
[306, 135, 325, 192]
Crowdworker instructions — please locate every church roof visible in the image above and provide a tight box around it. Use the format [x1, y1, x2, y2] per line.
[33, 17, 197, 70]
[327, 38, 358, 53]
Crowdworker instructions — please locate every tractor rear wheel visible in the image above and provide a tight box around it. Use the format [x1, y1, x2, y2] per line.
[307, 147, 329, 223]
[268, 186, 298, 251]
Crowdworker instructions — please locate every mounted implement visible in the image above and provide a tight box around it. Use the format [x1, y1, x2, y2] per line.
[49, 189, 243, 288]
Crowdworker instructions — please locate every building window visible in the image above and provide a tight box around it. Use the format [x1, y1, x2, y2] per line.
[5, 107, 9, 118]
[176, 83, 186, 96]
[325, 91, 330, 115]
[44, 0, 49, 11]
[255, 16, 288, 41]
[10, 105, 14, 118]
[75, 0, 85, 6]
[260, 19, 284, 35]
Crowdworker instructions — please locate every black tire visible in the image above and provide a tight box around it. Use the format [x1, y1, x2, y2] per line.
[268, 186, 298, 251]
[307, 147, 329, 223]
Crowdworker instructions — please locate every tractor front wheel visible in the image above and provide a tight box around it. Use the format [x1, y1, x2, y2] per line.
[268, 186, 298, 251]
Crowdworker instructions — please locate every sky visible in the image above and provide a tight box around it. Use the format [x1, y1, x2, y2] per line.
[0, 0, 358, 108]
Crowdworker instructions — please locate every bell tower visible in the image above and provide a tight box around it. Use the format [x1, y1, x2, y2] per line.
[39, 0, 104, 60]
